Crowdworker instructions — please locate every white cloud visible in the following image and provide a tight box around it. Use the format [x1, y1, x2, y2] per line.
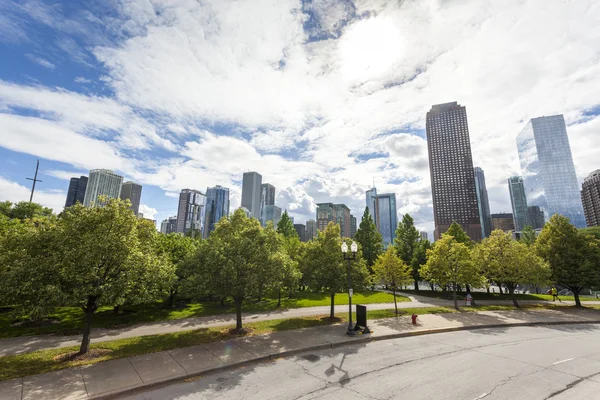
[25, 54, 55, 69]
[0, 176, 66, 213]
[138, 204, 157, 220]
[74, 76, 92, 83]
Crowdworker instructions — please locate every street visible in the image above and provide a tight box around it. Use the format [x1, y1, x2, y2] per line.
[124, 324, 600, 400]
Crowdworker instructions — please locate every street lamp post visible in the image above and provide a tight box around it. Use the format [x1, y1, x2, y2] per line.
[342, 241, 358, 336]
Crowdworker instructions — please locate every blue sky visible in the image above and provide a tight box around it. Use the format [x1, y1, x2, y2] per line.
[1, 0, 599, 234]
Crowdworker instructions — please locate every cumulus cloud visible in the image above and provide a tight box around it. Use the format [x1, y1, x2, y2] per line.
[138, 204, 157, 220]
[0, 176, 66, 212]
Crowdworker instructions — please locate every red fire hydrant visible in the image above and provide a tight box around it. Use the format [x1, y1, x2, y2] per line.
[411, 314, 418, 325]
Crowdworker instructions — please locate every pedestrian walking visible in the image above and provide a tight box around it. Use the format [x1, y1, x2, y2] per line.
[551, 286, 562, 302]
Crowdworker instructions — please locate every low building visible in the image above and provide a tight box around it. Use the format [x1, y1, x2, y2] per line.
[294, 224, 306, 242]
[491, 213, 515, 232]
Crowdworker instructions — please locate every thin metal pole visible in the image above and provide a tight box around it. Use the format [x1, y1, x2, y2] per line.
[26, 160, 42, 203]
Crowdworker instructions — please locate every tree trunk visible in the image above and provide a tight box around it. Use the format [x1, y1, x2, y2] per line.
[167, 292, 175, 308]
[487, 286, 490, 294]
[573, 290, 582, 308]
[79, 296, 98, 355]
[393, 288, 398, 315]
[498, 284, 503, 294]
[234, 297, 243, 330]
[277, 289, 282, 308]
[220, 297, 226, 308]
[330, 292, 335, 319]
[508, 284, 520, 308]
[414, 279, 420, 292]
[453, 282, 458, 310]
[430, 283, 435, 291]
[113, 305, 121, 315]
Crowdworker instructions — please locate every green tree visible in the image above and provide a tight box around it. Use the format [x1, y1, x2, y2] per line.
[394, 214, 421, 290]
[156, 233, 198, 308]
[354, 207, 384, 270]
[420, 234, 483, 309]
[580, 226, 600, 240]
[445, 221, 473, 247]
[411, 239, 431, 288]
[520, 225, 537, 246]
[0, 201, 53, 220]
[188, 209, 290, 331]
[277, 210, 298, 238]
[536, 215, 600, 307]
[0, 199, 174, 354]
[372, 247, 412, 315]
[473, 230, 549, 308]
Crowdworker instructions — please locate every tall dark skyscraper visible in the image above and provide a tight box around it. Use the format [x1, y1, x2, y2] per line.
[582, 170, 600, 227]
[473, 167, 492, 238]
[426, 102, 482, 241]
[241, 171, 262, 219]
[120, 181, 142, 216]
[64, 175, 88, 208]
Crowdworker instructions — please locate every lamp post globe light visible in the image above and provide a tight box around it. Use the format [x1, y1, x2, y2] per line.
[342, 240, 358, 336]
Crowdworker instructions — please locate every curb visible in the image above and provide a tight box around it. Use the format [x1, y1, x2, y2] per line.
[94, 319, 600, 399]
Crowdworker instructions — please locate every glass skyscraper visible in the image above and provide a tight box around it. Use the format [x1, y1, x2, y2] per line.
[83, 169, 123, 208]
[203, 185, 230, 238]
[176, 189, 205, 236]
[65, 175, 88, 208]
[516, 115, 586, 228]
[508, 176, 528, 232]
[473, 167, 492, 238]
[365, 187, 379, 230]
[376, 193, 397, 247]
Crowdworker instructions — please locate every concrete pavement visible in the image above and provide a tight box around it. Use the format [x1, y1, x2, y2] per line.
[2, 308, 600, 399]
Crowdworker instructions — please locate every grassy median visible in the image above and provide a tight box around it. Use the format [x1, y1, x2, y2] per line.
[0, 291, 407, 339]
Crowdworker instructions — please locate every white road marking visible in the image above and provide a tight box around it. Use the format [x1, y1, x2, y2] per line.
[474, 393, 488, 400]
[553, 358, 574, 365]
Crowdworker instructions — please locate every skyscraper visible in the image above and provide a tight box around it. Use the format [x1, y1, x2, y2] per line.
[316, 203, 335, 232]
[176, 189, 205, 236]
[473, 168, 492, 239]
[120, 181, 142, 215]
[581, 170, 600, 227]
[64, 175, 88, 208]
[259, 183, 276, 226]
[376, 193, 397, 246]
[241, 172, 262, 219]
[517, 115, 586, 228]
[262, 205, 282, 227]
[426, 102, 481, 241]
[365, 188, 379, 230]
[294, 224, 306, 242]
[350, 214, 357, 238]
[420, 231, 428, 241]
[491, 213, 515, 232]
[527, 206, 546, 230]
[508, 176, 529, 232]
[333, 204, 351, 237]
[160, 216, 178, 234]
[203, 185, 230, 238]
[83, 169, 123, 208]
[306, 220, 317, 241]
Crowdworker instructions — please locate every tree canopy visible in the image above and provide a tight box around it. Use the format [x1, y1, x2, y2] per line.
[277, 210, 298, 238]
[445, 222, 473, 247]
[0, 201, 53, 220]
[373, 247, 411, 314]
[520, 225, 537, 246]
[394, 214, 421, 289]
[354, 207, 383, 270]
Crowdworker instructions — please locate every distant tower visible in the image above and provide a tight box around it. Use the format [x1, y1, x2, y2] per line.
[241, 172, 262, 219]
[83, 169, 123, 208]
[581, 170, 600, 227]
[65, 176, 88, 208]
[120, 181, 142, 215]
[176, 189, 205, 236]
[204, 186, 230, 238]
[259, 183, 276, 226]
[473, 167, 492, 238]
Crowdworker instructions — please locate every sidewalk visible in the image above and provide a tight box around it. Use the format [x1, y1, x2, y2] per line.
[3, 294, 598, 357]
[2, 308, 599, 400]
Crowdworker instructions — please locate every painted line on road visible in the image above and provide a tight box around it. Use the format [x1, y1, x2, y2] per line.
[553, 358, 574, 365]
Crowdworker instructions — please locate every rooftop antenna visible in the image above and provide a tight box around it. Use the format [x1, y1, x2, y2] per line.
[26, 159, 42, 203]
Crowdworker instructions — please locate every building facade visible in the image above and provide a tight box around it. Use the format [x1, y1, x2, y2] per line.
[333, 204, 351, 238]
[426, 102, 482, 241]
[516, 115, 586, 228]
[65, 175, 88, 208]
[527, 205, 546, 230]
[306, 219, 317, 241]
[176, 189, 205, 237]
[160, 216, 178, 234]
[259, 183, 276, 226]
[294, 224, 306, 242]
[262, 205, 282, 227]
[83, 169, 123, 208]
[582, 170, 600, 227]
[376, 193, 397, 246]
[350, 214, 357, 238]
[420, 231, 428, 241]
[508, 176, 529, 232]
[491, 213, 515, 232]
[120, 181, 142, 215]
[241, 171, 262, 219]
[473, 167, 492, 238]
[203, 185, 230, 238]
[365, 188, 379, 230]
[316, 203, 335, 232]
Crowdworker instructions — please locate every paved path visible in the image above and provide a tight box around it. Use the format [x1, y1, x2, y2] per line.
[2, 308, 600, 399]
[2, 293, 599, 357]
[125, 322, 600, 400]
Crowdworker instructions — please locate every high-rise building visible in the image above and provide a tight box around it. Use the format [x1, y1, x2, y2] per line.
[527, 206, 546, 230]
[491, 213, 515, 232]
[65, 176, 88, 208]
[203, 185, 230, 238]
[350, 214, 357, 238]
[176, 189, 205, 236]
[316, 203, 335, 232]
[294, 224, 306, 242]
[333, 204, 351, 237]
[83, 169, 123, 208]
[420, 231, 428, 241]
[581, 170, 600, 227]
[376, 193, 397, 246]
[517, 115, 586, 228]
[508, 176, 529, 232]
[120, 181, 142, 215]
[262, 205, 282, 227]
[426, 102, 482, 241]
[306, 220, 317, 241]
[259, 183, 276, 226]
[160, 216, 178, 234]
[241, 172, 262, 219]
[365, 188, 379, 230]
[473, 168, 492, 239]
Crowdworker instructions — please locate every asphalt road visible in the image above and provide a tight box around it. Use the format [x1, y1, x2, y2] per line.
[123, 324, 600, 400]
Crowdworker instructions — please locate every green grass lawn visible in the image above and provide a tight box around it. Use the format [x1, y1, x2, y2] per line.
[400, 289, 598, 302]
[0, 291, 407, 339]
[0, 306, 453, 381]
